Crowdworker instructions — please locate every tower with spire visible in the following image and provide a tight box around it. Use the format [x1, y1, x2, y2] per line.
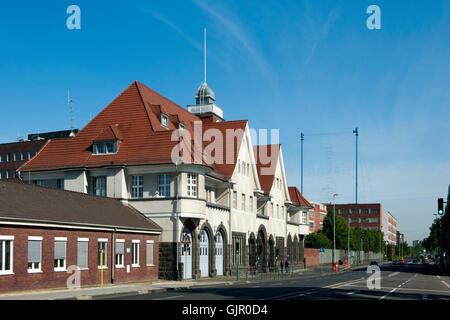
[187, 28, 224, 122]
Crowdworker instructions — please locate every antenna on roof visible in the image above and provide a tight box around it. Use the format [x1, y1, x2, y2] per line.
[68, 89, 75, 137]
[204, 27, 207, 84]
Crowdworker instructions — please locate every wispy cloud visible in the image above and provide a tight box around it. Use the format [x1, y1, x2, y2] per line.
[305, 6, 341, 65]
[150, 10, 203, 52]
[191, 0, 274, 82]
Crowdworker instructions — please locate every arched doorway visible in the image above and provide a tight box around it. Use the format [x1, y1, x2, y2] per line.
[257, 229, 266, 272]
[199, 229, 209, 277]
[215, 231, 224, 276]
[293, 235, 299, 264]
[287, 234, 293, 263]
[268, 236, 275, 272]
[248, 233, 256, 267]
[181, 227, 193, 280]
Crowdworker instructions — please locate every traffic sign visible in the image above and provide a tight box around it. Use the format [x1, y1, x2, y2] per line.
[181, 233, 191, 244]
[320, 248, 324, 252]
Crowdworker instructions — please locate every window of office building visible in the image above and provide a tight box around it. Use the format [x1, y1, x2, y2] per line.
[28, 237, 42, 272]
[0, 237, 13, 274]
[131, 175, 144, 198]
[158, 174, 170, 197]
[93, 177, 106, 197]
[54, 238, 67, 271]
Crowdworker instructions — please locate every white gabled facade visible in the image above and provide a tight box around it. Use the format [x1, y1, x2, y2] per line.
[18, 81, 311, 280]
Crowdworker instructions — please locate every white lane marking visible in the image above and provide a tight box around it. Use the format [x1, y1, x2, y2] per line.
[379, 287, 397, 300]
[437, 275, 441, 280]
[442, 281, 450, 289]
[153, 295, 183, 300]
[261, 277, 365, 300]
[388, 272, 400, 278]
[347, 290, 360, 295]
[345, 284, 450, 294]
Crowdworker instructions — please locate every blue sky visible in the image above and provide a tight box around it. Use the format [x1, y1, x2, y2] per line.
[0, 1, 449, 242]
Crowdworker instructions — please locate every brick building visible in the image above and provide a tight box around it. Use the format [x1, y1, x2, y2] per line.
[0, 130, 78, 181]
[332, 203, 383, 231]
[0, 180, 161, 293]
[309, 201, 328, 232]
[383, 211, 397, 245]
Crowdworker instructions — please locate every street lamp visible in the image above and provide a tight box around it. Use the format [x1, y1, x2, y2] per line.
[332, 193, 338, 270]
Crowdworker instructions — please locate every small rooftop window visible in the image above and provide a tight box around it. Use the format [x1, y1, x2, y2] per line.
[93, 140, 117, 155]
[161, 114, 169, 128]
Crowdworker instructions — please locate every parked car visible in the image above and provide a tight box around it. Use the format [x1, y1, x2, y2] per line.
[399, 259, 405, 264]
[370, 261, 378, 266]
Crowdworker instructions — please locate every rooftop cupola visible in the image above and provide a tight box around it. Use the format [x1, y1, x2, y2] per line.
[187, 28, 224, 122]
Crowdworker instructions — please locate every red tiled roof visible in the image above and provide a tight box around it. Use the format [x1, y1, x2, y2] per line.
[202, 120, 247, 180]
[288, 186, 312, 207]
[18, 81, 246, 177]
[253, 144, 280, 194]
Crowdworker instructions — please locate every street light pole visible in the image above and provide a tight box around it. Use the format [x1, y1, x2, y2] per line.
[332, 193, 338, 270]
[348, 216, 351, 266]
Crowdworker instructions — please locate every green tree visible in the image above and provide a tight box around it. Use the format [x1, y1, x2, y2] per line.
[322, 208, 349, 250]
[423, 218, 442, 252]
[305, 232, 332, 249]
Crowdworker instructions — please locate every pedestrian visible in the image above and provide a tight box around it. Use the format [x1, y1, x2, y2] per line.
[280, 260, 284, 273]
[285, 260, 289, 273]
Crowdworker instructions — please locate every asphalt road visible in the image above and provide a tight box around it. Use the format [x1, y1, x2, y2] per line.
[104, 262, 450, 300]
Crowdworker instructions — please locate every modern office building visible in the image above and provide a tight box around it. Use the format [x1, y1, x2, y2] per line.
[332, 203, 383, 231]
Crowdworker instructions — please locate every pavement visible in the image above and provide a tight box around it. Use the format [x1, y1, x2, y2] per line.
[0, 262, 367, 300]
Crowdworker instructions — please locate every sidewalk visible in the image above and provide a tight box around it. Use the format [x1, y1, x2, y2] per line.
[0, 262, 377, 300]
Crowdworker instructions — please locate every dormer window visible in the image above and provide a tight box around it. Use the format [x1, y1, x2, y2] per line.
[93, 140, 117, 155]
[161, 114, 169, 128]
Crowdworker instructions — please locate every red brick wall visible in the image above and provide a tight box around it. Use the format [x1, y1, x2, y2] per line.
[304, 248, 319, 267]
[0, 225, 159, 293]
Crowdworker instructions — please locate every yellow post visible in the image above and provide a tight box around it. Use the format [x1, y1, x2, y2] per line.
[101, 250, 104, 287]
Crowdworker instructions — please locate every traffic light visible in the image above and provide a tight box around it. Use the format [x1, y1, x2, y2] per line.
[236, 242, 240, 253]
[438, 198, 444, 215]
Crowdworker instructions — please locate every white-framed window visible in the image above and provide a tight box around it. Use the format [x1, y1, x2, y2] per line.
[54, 238, 67, 271]
[161, 114, 169, 128]
[13, 152, 19, 161]
[93, 176, 106, 197]
[132, 240, 140, 267]
[93, 140, 117, 155]
[115, 240, 125, 267]
[301, 211, 308, 224]
[131, 175, 144, 198]
[28, 236, 42, 272]
[0, 154, 4, 162]
[6, 170, 12, 179]
[0, 171, 4, 179]
[21, 152, 27, 160]
[0, 236, 14, 275]
[232, 191, 237, 209]
[241, 193, 245, 211]
[28, 151, 34, 159]
[146, 240, 154, 266]
[249, 196, 253, 213]
[77, 238, 89, 270]
[186, 173, 197, 197]
[98, 240, 107, 268]
[158, 174, 171, 197]
[6, 153, 11, 162]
